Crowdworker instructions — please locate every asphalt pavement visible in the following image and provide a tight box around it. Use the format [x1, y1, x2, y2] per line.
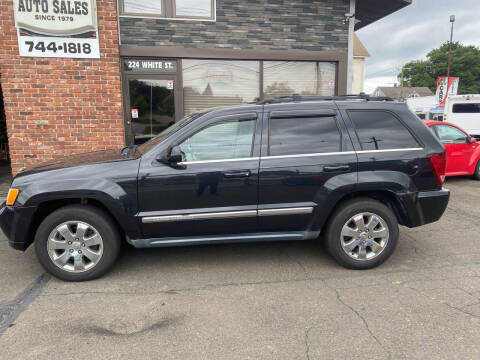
[1, 177, 480, 359]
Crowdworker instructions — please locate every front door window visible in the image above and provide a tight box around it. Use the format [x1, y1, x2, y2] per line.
[179, 118, 256, 162]
[128, 78, 176, 145]
[434, 125, 468, 143]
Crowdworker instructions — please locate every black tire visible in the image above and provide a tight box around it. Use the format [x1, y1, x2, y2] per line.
[34, 205, 121, 281]
[325, 198, 399, 270]
[473, 160, 480, 180]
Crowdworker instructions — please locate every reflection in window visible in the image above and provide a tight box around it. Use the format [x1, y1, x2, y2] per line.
[182, 60, 260, 115]
[175, 0, 213, 17]
[124, 0, 162, 14]
[348, 111, 419, 150]
[269, 117, 341, 156]
[180, 119, 255, 161]
[128, 79, 175, 144]
[263, 62, 336, 98]
[434, 125, 468, 143]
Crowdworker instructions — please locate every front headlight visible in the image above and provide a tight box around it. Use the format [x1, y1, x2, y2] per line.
[6, 188, 20, 206]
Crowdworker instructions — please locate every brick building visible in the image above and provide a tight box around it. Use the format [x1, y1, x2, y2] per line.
[0, 0, 410, 175]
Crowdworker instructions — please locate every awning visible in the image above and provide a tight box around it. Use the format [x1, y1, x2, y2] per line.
[355, 0, 412, 30]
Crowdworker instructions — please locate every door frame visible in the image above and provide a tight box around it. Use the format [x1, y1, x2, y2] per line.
[123, 72, 183, 145]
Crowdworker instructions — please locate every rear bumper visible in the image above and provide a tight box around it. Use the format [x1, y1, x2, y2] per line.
[401, 188, 450, 228]
[0, 202, 37, 251]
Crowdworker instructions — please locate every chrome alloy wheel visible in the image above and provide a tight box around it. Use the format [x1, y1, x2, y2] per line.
[47, 221, 104, 273]
[340, 212, 389, 261]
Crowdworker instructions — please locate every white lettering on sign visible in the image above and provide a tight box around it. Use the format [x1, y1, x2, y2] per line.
[125, 60, 176, 72]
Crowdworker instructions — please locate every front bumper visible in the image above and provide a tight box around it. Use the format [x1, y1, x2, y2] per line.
[0, 202, 38, 251]
[401, 188, 450, 228]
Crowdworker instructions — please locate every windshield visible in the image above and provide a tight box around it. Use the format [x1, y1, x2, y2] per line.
[135, 112, 204, 155]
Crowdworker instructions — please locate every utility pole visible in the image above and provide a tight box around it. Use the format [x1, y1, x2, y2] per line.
[447, 15, 455, 79]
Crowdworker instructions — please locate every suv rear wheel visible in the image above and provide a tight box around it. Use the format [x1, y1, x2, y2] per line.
[325, 198, 399, 269]
[34, 205, 121, 281]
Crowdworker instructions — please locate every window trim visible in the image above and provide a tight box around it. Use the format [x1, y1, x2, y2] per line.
[346, 109, 423, 151]
[267, 114, 343, 157]
[119, 0, 216, 21]
[176, 113, 258, 163]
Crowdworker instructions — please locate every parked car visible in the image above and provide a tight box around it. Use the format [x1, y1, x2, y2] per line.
[444, 94, 480, 138]
[0, 95, 450, 281]
[424, 121, 480, 179]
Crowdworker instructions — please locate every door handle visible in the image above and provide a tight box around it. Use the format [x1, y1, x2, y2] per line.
[323, 165, 350, 173]
[223, 170, 251, 178]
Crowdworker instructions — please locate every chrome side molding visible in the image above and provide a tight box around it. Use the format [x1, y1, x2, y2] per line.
[142, 210, 257, 223]
[176, 148, 424, 165]
[142, 207, 314, 223]
[258, 207, 313, 216]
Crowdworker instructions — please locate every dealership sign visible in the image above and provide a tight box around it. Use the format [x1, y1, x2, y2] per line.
[13, 0, 100, 58]
[436, 76, 459, 108]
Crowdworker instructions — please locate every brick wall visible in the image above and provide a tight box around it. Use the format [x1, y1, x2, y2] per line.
[0, 0, 124, 175]
[120, 0, 349, 52]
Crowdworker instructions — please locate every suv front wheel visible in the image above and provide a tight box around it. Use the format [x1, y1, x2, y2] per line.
[35, 205, 121, 281]
[325, 198, 399, 269]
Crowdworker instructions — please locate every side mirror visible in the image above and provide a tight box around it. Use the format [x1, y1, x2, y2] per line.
[156, 145, 183, 165]
[166, 145, 183, 164]
[467, 136, 476, 144]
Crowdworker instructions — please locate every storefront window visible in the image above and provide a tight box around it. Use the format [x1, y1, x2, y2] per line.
[121, 0, 215, 19]
[263, 61, 336, 98]
[123, 0, 163, 15]
[182, 60, 260, 115]
[175, 0, 213, 18]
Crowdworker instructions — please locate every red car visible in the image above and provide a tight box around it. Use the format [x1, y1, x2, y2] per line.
[424, 121, 480, 179]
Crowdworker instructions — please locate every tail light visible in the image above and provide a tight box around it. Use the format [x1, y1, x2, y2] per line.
[429, 153, 446, 185]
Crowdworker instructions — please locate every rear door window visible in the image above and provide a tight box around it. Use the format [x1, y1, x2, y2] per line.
[268, 116, 341, 156]
[348, 110, 420, 150]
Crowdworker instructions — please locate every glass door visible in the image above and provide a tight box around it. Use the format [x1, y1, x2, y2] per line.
[126, 75, 178, 145]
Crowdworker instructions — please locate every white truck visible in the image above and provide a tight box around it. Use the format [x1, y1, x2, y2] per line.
[444, 94, 480, 138]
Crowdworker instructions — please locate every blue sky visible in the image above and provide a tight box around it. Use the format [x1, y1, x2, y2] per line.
[357, 0, 480, 93]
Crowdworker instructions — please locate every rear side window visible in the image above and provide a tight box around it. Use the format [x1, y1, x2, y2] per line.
[348, 110, 419, 150]
[269, 116, 341, 156]
[452, 103, 480, 113]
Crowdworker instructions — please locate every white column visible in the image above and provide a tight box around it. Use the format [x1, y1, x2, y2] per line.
[346, 0, 356, 94]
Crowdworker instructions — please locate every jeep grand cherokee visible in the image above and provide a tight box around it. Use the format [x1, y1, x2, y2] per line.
[0, 95, 450, 281]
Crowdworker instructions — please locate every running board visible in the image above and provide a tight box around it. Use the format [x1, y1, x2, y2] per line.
[127, 231, 320, 248]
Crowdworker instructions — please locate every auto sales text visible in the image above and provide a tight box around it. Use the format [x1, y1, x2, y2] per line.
[17, 1, 89, 16]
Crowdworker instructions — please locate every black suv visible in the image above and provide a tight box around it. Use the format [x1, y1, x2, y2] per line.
[0, 96, 450, 281]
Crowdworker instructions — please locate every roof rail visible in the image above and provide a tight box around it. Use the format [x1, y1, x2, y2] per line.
[257, 93, 394, 104]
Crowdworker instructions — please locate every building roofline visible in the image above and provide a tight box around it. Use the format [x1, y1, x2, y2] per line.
[353, 34, 370, 57]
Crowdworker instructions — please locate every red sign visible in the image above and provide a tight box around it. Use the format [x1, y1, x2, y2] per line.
[131, 108, 139, 119]
[167, 80, 174, 90]
[436, 76, 459, 107]
[328, 79, 335, 89]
